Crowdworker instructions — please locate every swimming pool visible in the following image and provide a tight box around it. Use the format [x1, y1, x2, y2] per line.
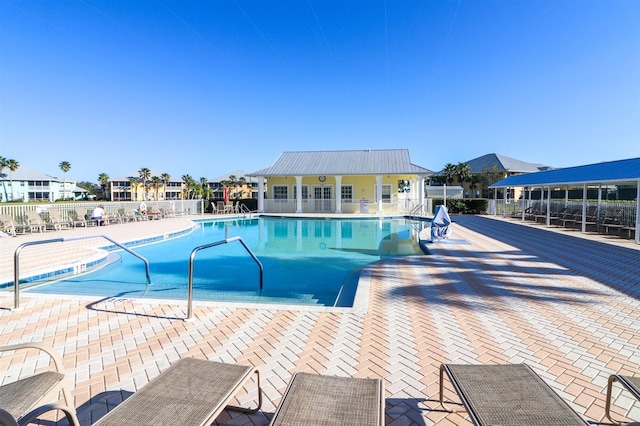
[25, 216, 429, 306]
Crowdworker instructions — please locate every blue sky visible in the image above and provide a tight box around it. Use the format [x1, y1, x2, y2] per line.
[1, 0, 638, 183]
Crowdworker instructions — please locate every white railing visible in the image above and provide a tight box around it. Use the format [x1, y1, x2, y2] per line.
[0, 200, 203, 219]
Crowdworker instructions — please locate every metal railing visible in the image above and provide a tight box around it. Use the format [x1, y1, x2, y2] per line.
[12, 234, 151, 310]
[186, 236, 263, 320]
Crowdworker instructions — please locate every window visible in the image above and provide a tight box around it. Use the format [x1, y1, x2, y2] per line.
[273, 185, 288, 200]
[398, 179, 410, 193]
[381, 185, 391, 203]
[341, 185, 353, 201]
[293, 185, 308, 200]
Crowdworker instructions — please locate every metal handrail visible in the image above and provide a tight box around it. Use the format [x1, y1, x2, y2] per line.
[409, 203, 426, 216]
[186, 236, 263, 320]
[12, 235, 151, 310]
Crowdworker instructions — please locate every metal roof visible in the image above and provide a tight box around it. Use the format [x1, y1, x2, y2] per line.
[0, 165, 63, 182]
[249, 149, 433, 176]
[490, 157, 640, 187]
[465, 153, 550, 174]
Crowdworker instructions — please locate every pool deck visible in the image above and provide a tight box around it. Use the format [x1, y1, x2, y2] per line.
[1, 214, 639, 425]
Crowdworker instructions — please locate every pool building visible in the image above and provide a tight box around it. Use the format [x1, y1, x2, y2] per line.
[249, 149, 433, 215]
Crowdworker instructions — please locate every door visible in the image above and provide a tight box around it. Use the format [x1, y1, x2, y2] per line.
[314, 186, 332, 212]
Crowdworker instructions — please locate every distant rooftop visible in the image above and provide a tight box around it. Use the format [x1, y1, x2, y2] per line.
[463, 153, 551, 174]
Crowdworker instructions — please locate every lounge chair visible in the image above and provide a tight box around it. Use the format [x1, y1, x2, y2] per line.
[0, 215, 17, 237]
[600, 209, 624, 235]
[41, 208, 72, 231]
[24, 210, 47, 233]
[605, 374, 640, 425]
[438, 363, 588, 425]
[0, 342, 79, 426]
[269, 373, 384, 426]
[69, 208, 88, 227]
[93, 358, 261, 426]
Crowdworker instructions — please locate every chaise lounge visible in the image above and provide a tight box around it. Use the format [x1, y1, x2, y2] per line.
[439, 363, 588, 425]
[93, 357, 262, 426]
[0, 343, 79, 426]
[269, 372, 385, 426]
[605, 373, 640, 425]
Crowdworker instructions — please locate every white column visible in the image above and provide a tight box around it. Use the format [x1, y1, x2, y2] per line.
[376, 175, 383, 214]
[581, 183, 587, 232]
[418, 175, 425, 215]
[295, 176, 303, 213]
[335, 175, 342, 213]
[635, 180, 640, 245]
[257, 177, 265, 212]
[545, 186, 551, 225]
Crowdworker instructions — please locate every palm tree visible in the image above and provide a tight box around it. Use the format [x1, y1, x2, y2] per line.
[0, 156, 8, 201]
[138, 167, 151, 200]
[160, 172, 171, 200]
[443, 163, 457, 186]
[181, 174, 195, 199]
[59, 161, 71, 200]
[98, 173, 110, 200]
[128, 177, 139, 201]
[200, 177, 212, 200]
[237, 176, 247, 199]
[7, 159, 19, 201]
[456, 162, 473, 196]
[151, 176, 161, 201]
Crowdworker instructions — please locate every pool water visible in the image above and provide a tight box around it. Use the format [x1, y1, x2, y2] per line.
[26, 216, 429, 306]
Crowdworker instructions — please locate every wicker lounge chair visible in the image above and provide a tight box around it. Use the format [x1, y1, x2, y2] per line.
[0, 343, 79, 426]
[439, 363, 588, 425]
[94, 357, 261, 426]
[605, 374, 640, 425]
[269, 373, 384, 426]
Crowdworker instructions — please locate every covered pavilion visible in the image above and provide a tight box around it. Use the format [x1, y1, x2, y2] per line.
[489, 157, 640, 244]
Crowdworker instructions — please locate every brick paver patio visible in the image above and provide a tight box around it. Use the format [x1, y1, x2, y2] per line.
[1, 214, 639, 425]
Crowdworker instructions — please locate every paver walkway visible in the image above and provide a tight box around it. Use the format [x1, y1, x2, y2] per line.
[1, 215, 639, 425]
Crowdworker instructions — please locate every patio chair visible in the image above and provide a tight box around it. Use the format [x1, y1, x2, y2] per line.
[438, 363, 588, 425]
[269, 373, 384, 426]
[605, 374, 640, 425]
[0, 342, 79, 426]
[24, 210, 47, 233]
[41, 208, 71, 231]
[0, 214, 17, 237]
[69, 208, 88, 227]
[93, 357, 262, 426]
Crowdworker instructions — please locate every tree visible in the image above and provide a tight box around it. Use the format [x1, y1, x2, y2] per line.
[128, 177, 139, 201]
[59, 161, 71, 200]
[456, 162, 473, 196]
[138, 167, 151, 200]
[160, 173, 171, 200]
[443, 163, 457, 186]
[237, 176, 247, 198]
[0, 156, 8, 201]
[7, 159, 19, 201]
[181, 174, 196, 199]
[98, 173, 110, 200]
[200, 177, 213, 200]
[151, 176, 161, 201]
[477, 165, 507, 198]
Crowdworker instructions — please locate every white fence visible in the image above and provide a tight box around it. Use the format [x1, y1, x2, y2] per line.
[0, 200, 204, 220]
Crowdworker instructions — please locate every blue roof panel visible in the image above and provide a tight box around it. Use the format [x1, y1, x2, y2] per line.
[490, 157, 640, 187]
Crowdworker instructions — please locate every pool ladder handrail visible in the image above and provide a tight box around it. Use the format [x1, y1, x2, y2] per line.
[186, 236, 263, 320]
[11, 235, 151, 311]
